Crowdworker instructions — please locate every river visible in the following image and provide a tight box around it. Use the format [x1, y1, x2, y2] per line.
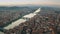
[4, 8, 41, 30]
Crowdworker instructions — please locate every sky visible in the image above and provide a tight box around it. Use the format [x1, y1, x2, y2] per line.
[0, 0, 60, 6]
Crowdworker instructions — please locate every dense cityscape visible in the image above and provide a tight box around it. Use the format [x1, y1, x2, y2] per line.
[0, 0, 60, 34]
[0, 6, 60, 34]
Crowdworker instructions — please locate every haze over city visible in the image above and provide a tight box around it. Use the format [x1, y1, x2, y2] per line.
[0, 0, 60, 6]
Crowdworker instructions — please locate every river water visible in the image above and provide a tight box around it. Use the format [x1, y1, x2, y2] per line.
[4, 8, 41, 30]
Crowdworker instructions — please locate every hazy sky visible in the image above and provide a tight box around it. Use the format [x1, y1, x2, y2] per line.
[0, 0, 60, 6]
